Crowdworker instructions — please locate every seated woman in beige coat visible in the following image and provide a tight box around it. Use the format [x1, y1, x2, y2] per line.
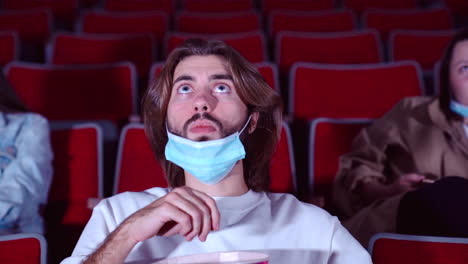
[332, 28, 468, 247]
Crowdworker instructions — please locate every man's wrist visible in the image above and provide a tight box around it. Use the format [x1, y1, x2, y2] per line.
[84, 222, 139, 264]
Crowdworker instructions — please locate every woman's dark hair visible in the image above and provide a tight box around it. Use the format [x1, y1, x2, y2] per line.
[142, 39, 283, 191]
[0, 73, 27, 113]
[439, 27, 468, 119]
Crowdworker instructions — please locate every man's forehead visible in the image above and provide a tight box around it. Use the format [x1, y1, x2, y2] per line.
[173, 55, 230, 77]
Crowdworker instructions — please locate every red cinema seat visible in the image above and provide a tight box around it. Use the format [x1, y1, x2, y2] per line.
[104, 0, 175, 14]
[114, 122, 296, 194]
[182, 0, 254, 12]
[5, 62, 137, 123]
[0, 9, 52, 44]
[443, 0, 468, 16]
[363, 8, 453, 41]
[175, 11, 261, 34]
[369, 233, 468, 264]
[270, 122, 296, 193]
[309, 118, 371, 196]
[46, 123, 103, 263]
[0, 233, 47, 264]
[389, 29, 454, 72]
[262, 0, 334, 15]
[289, 61, 424, 120]
[114, 123, 168, 194]
[80, 10, 168, 49]
[0, 31, 18, 67]
[254, 62, 280, 92]
[276, 30, 383, 77]
[268, 9, 356, 38]
[344, 0, 417, 13]
[148, 62, 280, 92]
[3, 0, 78, 26]
[148, 62, 164, 84]
[164, 31, 267, 62]
[48, 32, 156, 78]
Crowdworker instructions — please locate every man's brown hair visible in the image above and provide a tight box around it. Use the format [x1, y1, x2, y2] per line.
[142, 39, 283, 191]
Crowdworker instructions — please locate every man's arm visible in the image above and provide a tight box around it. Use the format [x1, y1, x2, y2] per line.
[83, 187, 220, 264]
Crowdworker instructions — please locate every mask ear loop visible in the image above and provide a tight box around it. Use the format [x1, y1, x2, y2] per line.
[239, 115, 252, 135]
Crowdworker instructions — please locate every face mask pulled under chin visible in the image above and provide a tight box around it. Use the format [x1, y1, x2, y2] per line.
[164, 116, 251, 185]
[450, 100, 468, 117]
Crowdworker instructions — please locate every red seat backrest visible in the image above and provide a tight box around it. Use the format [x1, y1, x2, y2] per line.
[5, 62, 137, 123]
[270, 122, 296, 193]
[183, 0, 254, 12]
[104, 0, 175, 14]
[175, 11, 261, 34]
[3, 0, 78, 24]
[114, 124, 168, 194]
[290, 61, 423, 120]
[49, 32, 155, 78]
[262, 0, 334, 15]
[0, 31, 18, 66]
[276, 30, 383, 77]
[48, 124, 102, 225]
[389, 29, 454, 71]
[309, 118, 371, 195]
[363, 8, 453, 41]
[344, 0, 417, 13]
[46, 124, 102, 263]
[269, 9, 356, 38]
[0, 233, 46, 264]
[255, 62, 280, 91]
[0, 9, 51, 43]
[444, 0, 468, 16]
[165, 31, 266, 62]
[370, 233, 468, 264]
[81, 10, 168, 47]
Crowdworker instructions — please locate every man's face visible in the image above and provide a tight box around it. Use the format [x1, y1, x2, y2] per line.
[450, 40, 468, 105]
[167, 55, 249, 141]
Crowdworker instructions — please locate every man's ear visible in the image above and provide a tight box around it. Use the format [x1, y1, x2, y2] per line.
[248, 112, 259, 134]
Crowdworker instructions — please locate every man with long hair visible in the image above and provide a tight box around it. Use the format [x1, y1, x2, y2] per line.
[62, 39, 370, 264]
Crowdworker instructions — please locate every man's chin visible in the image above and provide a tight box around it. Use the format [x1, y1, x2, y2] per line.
[196, 136, 211, 142]
[189, 133, 221, 142]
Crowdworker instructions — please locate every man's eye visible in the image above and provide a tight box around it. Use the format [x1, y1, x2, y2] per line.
[178, 85, 192, 94]
[213, 84, 231, 93]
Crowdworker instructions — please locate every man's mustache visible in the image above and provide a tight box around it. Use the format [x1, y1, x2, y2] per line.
[183, 113, 223, 134]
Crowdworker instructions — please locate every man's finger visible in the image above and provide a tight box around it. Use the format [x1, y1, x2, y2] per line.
[192, 190, 221, 231]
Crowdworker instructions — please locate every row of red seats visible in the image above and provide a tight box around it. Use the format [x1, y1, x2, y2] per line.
[3, 58, 425, 123]
[4, 229, 468, 264]
[0, 28, 454, 76]
[0, 7, 455, 45]
[1, 0, 465, 19]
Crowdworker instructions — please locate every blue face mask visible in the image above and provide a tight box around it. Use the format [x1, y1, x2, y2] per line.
[165, 116, 251, 185]
[450, 100, 468, 117]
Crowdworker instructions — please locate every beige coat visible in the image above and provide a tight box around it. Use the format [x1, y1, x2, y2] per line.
[332, 96, 468, 246]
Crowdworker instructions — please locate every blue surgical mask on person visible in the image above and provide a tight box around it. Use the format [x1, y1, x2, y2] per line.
[450, 100, 468, 117]
[165, 115, 251, 184]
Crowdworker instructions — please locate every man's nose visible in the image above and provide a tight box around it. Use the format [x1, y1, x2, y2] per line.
[193, 92, 216, 112]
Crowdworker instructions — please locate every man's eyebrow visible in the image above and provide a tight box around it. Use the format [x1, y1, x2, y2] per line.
[173, 75, 194, 84]
[209, 74, 233, 81]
